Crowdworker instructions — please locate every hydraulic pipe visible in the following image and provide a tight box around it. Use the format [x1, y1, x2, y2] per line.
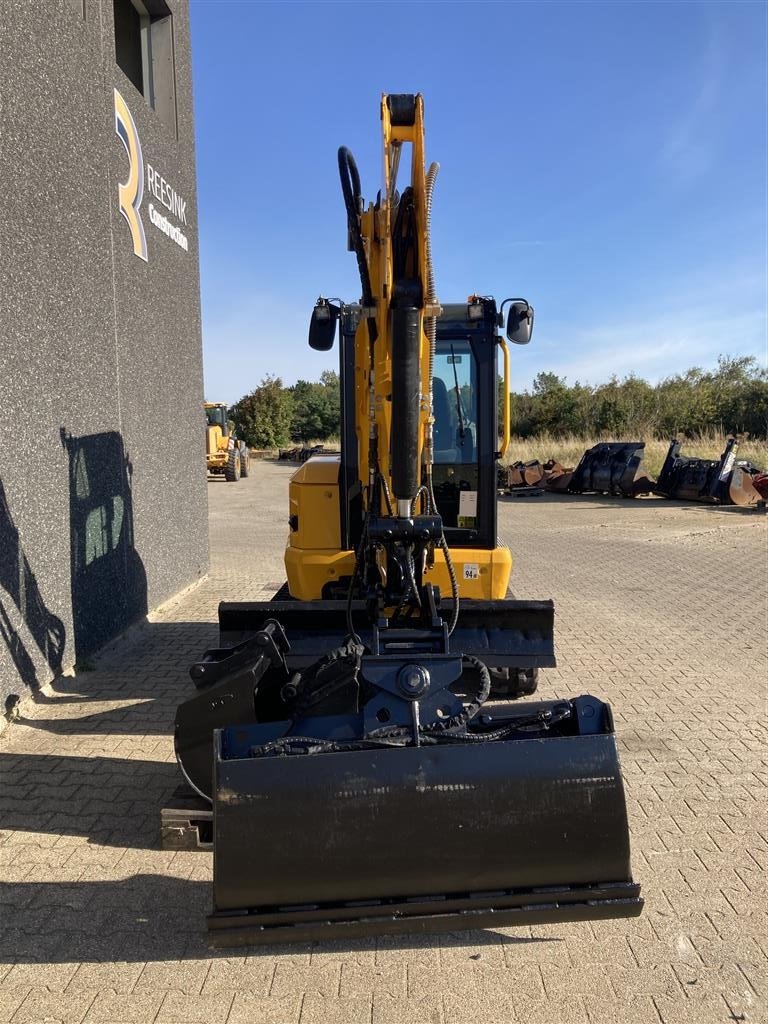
[390, 306, 421, 503]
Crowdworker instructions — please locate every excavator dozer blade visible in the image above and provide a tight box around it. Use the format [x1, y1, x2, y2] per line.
[207, 698, 642, 947]
[218, 598, 556, 671]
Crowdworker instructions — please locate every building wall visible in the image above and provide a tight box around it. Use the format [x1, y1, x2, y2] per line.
[0, 0, 209, 710]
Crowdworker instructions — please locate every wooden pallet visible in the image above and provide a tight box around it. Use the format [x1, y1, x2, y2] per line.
[161, 784, 212, 851]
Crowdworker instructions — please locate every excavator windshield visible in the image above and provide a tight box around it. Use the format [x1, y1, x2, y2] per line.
[430, 336, 482, 534]
[432, 341, 476, 465]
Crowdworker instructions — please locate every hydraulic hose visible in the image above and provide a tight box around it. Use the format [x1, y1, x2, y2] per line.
[420, 162, 460, 633]
[338, 147, 377, 345]
[424, 162, 440, 423]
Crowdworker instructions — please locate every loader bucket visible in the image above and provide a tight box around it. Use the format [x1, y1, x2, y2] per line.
[653, 436, 762, 505]
[568, 442, 648, 497]
[207, 695, 642, 946]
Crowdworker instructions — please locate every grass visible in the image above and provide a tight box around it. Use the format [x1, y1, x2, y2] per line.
[502, 432, 768, 480]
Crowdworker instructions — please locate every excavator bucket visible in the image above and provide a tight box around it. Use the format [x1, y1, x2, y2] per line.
[175, 605, 641, 947]
[207, 692, 641, 946]
[175, 599, 557, 801]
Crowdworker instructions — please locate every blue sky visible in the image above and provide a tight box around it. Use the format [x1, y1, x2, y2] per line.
[190, 0, 767, 405]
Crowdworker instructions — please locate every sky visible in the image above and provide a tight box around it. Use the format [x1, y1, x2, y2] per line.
[189, 0, 767, 405]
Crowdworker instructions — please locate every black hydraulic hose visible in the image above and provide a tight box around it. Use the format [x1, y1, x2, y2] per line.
[422, 654, 490, 733]
[248, 701, 574, 757]
[338, 147, 377, 344]
[345, 498, 371, 643]
[426, 475, 460, 634]
[427, 702, 573, 743]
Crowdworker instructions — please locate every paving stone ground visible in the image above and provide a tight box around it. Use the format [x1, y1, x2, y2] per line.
[1, 460, 766, 1024]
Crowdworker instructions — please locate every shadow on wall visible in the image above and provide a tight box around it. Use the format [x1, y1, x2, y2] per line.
[60, 429, 148, 661]
[0, 431, 148, 702]
[0, 479, 66, 698]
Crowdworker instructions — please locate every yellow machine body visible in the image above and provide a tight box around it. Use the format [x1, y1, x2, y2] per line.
[205, 402, 231, 471]
[205, 402, 249, 481]
[286, 456, 512, 601]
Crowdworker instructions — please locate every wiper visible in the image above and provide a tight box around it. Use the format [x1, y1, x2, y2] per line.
[450, 344, 466, 440]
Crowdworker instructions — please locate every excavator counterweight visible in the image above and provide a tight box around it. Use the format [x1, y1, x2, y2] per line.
[175, 93, 642, 945]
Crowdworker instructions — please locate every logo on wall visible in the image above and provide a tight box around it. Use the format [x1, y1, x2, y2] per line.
[114, 89, 148, 262]
[113, 88, 190, 260]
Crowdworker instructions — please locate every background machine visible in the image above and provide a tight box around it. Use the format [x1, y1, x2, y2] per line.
[205, 402, 250, 481]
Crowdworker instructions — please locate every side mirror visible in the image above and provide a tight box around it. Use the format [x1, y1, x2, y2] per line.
[309, 299, 340, 351]
[505, 299, 534, 345]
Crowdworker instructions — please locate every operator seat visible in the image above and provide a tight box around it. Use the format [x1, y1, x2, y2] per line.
[433, 377, 454, 454]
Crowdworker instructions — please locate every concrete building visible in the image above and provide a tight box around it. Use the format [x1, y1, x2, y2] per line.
[0, 0, 208, 714]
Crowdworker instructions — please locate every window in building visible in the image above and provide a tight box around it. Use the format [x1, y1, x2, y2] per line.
[113, 0, 177, 134]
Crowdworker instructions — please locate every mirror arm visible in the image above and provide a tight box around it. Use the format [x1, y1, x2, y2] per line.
[499, 297, 527, 320]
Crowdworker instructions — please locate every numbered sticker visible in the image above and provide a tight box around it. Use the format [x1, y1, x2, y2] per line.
[463, 563, 480, 581]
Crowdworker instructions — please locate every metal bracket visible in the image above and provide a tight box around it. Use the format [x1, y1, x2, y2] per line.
[190, 619, 289, 689]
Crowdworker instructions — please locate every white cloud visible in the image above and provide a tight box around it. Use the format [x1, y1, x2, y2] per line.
[657, 25, 724, 183]
[514, 305, 766, 391]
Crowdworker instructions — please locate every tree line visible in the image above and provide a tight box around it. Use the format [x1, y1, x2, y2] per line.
[230, 371, 340, 449]
[229, 356, 767, 448]
[513, 356, 767, 439]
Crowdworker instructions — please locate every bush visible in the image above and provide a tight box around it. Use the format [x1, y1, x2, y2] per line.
[510, 356, 767, 440]
[230, 375, 294, 449]
[289, 371, 340, 441]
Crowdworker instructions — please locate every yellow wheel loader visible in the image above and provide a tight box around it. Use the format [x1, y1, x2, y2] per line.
[204, 402, 250, 481]
[176, 95, 642, 946]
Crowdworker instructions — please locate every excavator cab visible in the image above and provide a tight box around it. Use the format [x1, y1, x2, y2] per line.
[175, 93, 642, 947]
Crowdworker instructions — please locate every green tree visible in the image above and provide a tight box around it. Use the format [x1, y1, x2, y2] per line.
[289, 370, 340, 441]
[230, 375, 294, 448]
[530, 372, 582, 435]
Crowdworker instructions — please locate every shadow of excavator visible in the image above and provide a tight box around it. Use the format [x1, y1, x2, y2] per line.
[60, 428, 148, 660]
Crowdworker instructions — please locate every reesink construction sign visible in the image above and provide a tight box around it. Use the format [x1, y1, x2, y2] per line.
[114, 88, 189, 260]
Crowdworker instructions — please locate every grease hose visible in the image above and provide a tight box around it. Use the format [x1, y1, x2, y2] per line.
[422, 163, 460, 635]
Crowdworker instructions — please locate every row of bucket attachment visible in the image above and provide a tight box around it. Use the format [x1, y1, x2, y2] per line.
[499, 436, 767, 507]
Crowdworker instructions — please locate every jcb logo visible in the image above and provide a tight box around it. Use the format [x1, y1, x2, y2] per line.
[114, 89, 148, 262]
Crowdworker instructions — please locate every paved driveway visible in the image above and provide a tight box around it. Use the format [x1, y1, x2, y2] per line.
[1, 461, 766, 1023]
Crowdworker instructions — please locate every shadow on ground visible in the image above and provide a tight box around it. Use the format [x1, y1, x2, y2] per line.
[0, 872, 558, 963]
[0, 752, 179, 848]
[16, 619, 219, 722]
[499, 490, 766, 517]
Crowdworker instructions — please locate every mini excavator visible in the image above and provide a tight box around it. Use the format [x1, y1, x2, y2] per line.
[175, 94, 642, 946]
